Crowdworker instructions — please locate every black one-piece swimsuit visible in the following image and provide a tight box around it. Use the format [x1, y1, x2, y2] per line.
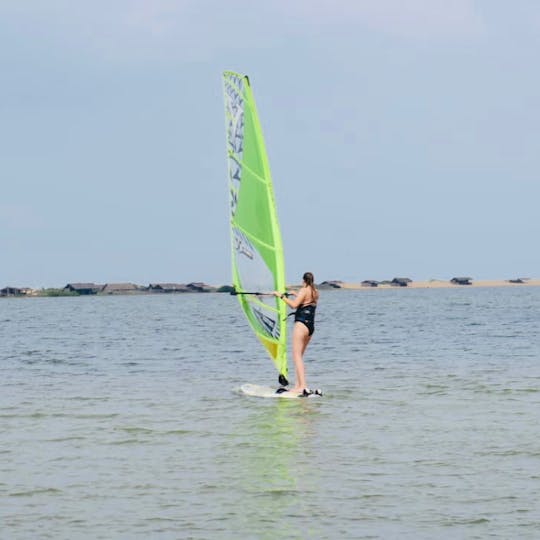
[294, 303, 317, 336]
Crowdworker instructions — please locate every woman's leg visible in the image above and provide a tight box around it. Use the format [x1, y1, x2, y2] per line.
[291, 322, 309, 391]
[301, 333, 311, 356]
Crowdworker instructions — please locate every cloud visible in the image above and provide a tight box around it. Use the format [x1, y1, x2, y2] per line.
[90, 0, 484, 41]
[276, 0, 484, 39]
[0, 0, 485, 68]
[0, 1, 205, 64]
[124, 0, 194, 36]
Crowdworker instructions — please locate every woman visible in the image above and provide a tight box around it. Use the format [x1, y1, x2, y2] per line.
[274, 272, 319, 395]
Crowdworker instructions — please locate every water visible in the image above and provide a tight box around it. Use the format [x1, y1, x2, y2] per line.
[1, 287, 539, 539]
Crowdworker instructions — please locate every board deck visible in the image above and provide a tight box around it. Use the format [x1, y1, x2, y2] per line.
[240, 383, 322, 399]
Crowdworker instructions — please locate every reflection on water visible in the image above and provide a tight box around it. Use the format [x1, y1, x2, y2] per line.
[226, 399, 322, 539]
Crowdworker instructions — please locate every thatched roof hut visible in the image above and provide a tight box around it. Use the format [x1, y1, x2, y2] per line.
[186, 282, 216, 292]
[318, 280, 343, 290]
[101, 283, 140, 294]
[450, 277, 473, 285]
[508, 278, 526, 284]
[1, 287, 23, 297]
[148, 283, 191, 293]
[391, 277, 412, 287]
[64, 283, 102, 295]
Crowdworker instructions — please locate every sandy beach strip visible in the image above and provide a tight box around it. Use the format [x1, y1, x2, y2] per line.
[340, 279, 540, 290]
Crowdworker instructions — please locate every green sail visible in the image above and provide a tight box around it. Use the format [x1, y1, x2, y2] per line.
[222, 71, 288, 383]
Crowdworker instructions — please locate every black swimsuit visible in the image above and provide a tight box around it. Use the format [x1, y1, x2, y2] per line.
[294, 303, 317, 336]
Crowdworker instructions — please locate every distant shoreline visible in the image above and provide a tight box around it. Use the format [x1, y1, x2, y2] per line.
[340, 279, 540, 290]
[1, 278, 539, 298]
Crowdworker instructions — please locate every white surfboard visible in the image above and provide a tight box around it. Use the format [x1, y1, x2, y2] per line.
[239, 383, 322, 399]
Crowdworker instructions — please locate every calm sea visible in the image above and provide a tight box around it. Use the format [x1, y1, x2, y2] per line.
[1, 287, 539, 539]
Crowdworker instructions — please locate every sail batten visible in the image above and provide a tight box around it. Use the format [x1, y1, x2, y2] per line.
[227, 153, 270, 185]
[231, 221, 279, 253]
[222, 71, 288, 383]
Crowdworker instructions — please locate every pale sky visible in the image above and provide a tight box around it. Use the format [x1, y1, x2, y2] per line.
[1, 1, 539, 288]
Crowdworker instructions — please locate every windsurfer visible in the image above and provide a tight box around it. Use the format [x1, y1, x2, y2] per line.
[274, 272, 319, 395]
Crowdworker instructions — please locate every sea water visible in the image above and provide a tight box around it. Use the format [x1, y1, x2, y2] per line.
[1, 287, 539, 539]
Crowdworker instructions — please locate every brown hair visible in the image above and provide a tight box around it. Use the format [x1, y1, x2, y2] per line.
[303, 272, 319, 303]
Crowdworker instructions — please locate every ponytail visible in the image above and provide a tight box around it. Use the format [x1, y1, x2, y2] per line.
[303, 272, 319, 302]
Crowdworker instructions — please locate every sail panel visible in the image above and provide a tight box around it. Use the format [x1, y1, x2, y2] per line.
[223, 71, 287, 380]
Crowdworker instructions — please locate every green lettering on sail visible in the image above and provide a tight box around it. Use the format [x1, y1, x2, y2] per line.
[222, 71, 288, 383]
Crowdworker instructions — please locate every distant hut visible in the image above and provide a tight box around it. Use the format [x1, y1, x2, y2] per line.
[508, 278, 526, 284]
[217, 285, 235, 293]
[391, 277, 412, 287]
[0, 287, 23, 297]
[100, 283, 140, 294]
[450, 277, 473, 285]
[63, 283, 102, 295]
[318, 280, 343, 290]
[186, 282, 216, 293]
[19, 288, 34, 296]
[148, 283, 191, 293]
[361, 280, 379, 288]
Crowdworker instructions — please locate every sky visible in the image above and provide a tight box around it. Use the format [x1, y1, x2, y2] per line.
[1, 0, 539, 288]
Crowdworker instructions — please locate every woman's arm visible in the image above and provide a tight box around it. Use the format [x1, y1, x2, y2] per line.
[273, 287, 306, 309]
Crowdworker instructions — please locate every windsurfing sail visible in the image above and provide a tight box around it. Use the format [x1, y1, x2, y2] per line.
[222, 71, 288, 385]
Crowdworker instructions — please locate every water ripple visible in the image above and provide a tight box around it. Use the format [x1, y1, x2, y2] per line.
[1, 289, 540, 539]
